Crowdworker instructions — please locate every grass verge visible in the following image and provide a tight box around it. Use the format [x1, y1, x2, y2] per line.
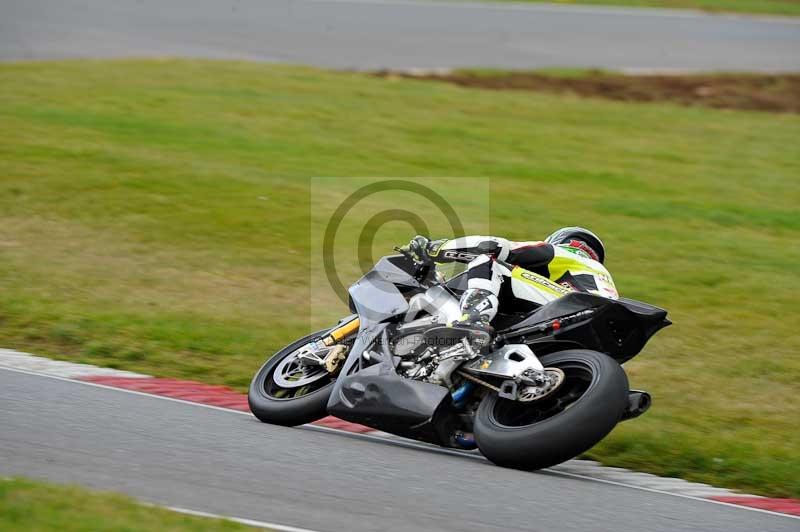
[376, 70, 800, 113]
[0, 477, 261, 531]
[487, 0, 800, 17]
[0, 59, 798, 497]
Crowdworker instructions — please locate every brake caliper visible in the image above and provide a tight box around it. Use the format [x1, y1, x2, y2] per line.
[324, 344, 348, 374]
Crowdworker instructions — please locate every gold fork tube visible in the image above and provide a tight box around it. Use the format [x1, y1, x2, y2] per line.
[322, 317, 360, 346]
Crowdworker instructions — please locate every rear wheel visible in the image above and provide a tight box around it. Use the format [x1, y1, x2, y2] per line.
[248, 330, 336, 426]
[474, 349, 628, 470]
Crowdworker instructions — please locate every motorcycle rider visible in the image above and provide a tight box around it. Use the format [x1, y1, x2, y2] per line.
[406, 227, 617, 332]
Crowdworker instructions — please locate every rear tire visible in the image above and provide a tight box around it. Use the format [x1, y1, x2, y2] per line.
[474, 349, 628, 470]
[248, 330, 334, 427]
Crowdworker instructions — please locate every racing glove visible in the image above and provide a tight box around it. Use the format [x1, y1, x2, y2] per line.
[406, 235, 433, 264]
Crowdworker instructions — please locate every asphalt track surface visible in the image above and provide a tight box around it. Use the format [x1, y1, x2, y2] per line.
[2, 0, 800, 71]
[1, 368, 797, 532]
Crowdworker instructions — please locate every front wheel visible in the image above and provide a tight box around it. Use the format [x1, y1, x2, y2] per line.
[474, 349, 628, 470]
[248, 330, 335, 427]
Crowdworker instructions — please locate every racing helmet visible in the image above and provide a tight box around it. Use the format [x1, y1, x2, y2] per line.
[545, 226, 606, 264]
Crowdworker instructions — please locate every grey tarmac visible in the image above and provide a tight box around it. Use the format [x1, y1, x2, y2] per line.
[1, 0, 799, 71]
[0, 368, 796, 532]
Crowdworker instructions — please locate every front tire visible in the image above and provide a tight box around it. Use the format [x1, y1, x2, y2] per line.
[474, 349, 628, 470]
[248, 330, 335, 427]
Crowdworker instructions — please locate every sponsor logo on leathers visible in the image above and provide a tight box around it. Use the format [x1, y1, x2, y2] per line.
[443, 250, 479, 262]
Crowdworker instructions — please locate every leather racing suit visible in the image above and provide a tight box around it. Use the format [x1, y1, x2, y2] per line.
[426, 236, 619, 326]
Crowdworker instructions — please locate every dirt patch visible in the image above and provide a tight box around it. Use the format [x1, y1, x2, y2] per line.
[375, 70, 800, 114]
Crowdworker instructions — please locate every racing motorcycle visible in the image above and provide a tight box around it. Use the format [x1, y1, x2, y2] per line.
[248, 247, 670, 470]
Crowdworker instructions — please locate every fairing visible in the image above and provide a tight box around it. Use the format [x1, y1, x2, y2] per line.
[347, 255, 413, 325]
[327, 326, 455, 445]
[327, 366, 455, 445]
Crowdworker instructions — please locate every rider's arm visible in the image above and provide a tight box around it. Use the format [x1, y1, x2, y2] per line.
[505, 241, 555, 274]
[426, 236, 512, 264]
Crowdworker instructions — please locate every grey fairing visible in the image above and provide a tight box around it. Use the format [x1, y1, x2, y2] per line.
[334, 268, 407, 394]
[368, 255, 423, 288]
[347, 256, 416, 326]
[326, 324, 455, 445]
[326, 257, 454, 444]
[337, 255, 417, 387]
[331, 257, 414, 402]
[331, 323, 388, 392]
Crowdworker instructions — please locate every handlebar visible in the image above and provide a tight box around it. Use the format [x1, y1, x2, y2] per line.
[393, 245, 417, 262]
[394, 246, 435, 284]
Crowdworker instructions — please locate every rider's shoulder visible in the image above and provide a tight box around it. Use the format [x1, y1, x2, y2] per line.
[553, 245, 608, 268]
[508, 239, 550, 249]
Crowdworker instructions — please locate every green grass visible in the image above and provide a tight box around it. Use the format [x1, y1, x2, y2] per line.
[0, 477, 261, 531]
[0, 59, 798, 497]
[487, 0, 800, 17]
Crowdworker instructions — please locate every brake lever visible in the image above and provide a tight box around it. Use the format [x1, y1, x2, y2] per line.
[393, 246, 415, 261]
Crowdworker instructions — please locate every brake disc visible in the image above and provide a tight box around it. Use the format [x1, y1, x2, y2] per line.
[272, 349, 329, 388]
[517, 367, 566, 402]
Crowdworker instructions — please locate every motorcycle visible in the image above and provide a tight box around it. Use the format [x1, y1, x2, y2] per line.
[248, 247, 670, 470]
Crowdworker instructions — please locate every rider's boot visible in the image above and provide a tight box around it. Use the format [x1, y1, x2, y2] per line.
[446, 289, 498, 449]
[452, 288, 498, 337]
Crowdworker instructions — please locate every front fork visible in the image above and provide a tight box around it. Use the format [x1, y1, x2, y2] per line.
[296, 316, 361, 373]
[321, 316, 360, 346]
